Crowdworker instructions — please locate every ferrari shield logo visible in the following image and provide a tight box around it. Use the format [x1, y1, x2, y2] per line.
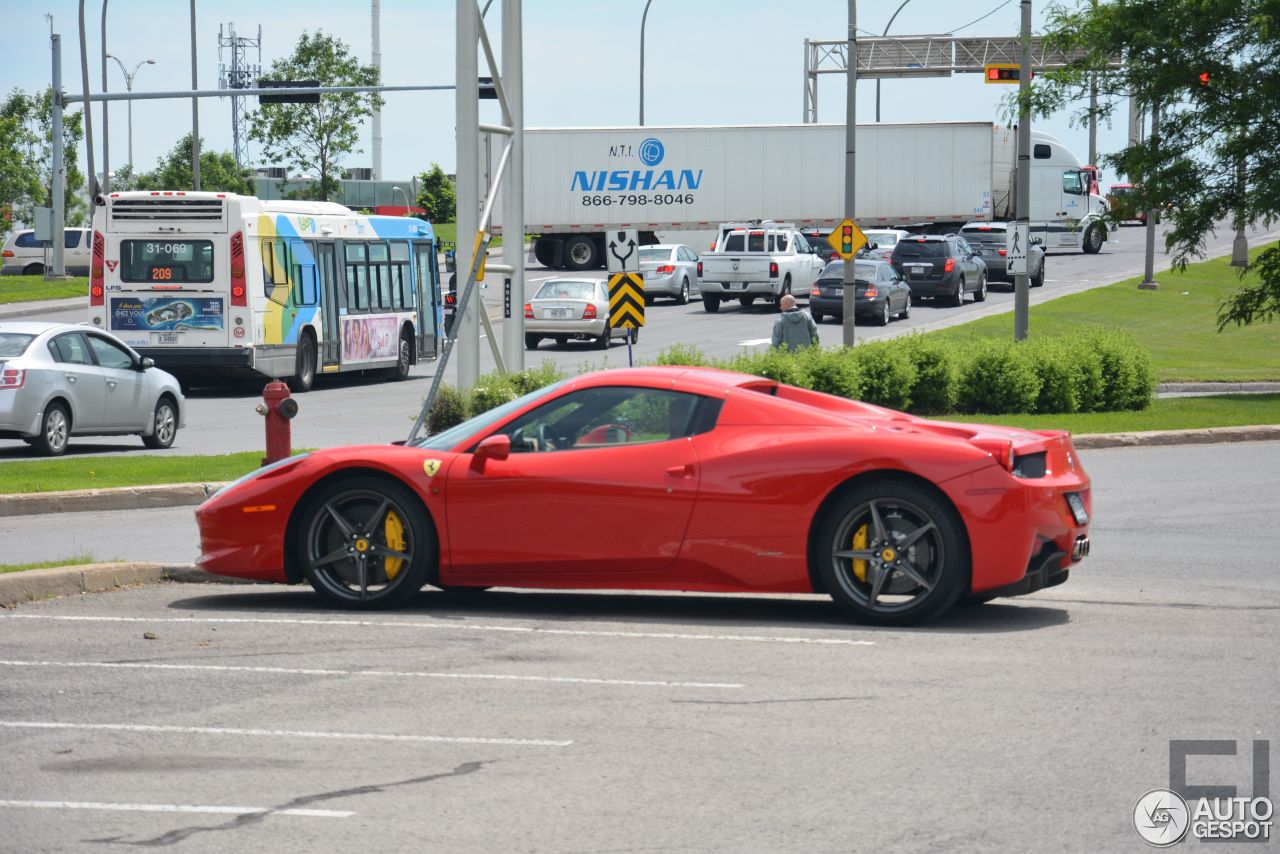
[422, 459, 441, 477]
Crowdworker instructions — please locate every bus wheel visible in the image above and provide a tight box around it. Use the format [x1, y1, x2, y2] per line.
[389, 332, 412, 381]
[289, 333, 316, 393]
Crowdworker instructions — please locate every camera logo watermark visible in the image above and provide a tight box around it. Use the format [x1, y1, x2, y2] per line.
[1136, 739, 1274, 846]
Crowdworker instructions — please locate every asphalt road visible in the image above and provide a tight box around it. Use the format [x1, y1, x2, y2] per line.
[1, 440, 1277, 852]
[3, 220, 1274, 460]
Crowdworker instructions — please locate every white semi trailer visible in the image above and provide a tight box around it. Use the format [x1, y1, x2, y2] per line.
[489, 121, 1109, 269]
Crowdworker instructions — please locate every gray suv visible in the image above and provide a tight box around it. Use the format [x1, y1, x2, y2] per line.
[889, 234, 987, 306]
[959, 222, 1045, 288]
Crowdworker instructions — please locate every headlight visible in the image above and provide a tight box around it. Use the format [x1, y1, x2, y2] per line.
[212, 452, 312, 498]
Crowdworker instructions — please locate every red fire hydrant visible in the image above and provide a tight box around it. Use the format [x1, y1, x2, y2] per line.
[256, 381, 299, 466]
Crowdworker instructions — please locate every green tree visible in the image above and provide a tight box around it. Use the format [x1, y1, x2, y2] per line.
[135, 134, 255, 194]
[247, 31, 381, 202]
[0, 87, 86, 227]
[415, 162, 456, 222]
[1028, 0, 1280, 327]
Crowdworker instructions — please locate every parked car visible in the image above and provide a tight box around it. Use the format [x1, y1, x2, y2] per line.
[889, 234, 987, 306]
[195, 365, 1093, 626]
[860, 228, 912, 262]
[638, 244, 700, 304]
[524, 278, 636, 350]
[959, 222, 1046, 287]
[1, 228, 92, 276]
[809, 259, 912, 326]
[0, 321, 184, 456]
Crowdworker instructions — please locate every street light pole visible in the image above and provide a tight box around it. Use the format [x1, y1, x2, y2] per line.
[875, 0, 911, 122]
[841, 0, 857, 347]
[640, 0, 655, 125]
[392, 185, 410, 214]
[107, 55, 156, 170]
[100, 0, 109, 195]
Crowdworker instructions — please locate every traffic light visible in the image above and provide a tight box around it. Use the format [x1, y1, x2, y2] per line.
[1198, 72, 1210, 86]
[984, 64, 1030, 84]
[841, 225, 854, 255]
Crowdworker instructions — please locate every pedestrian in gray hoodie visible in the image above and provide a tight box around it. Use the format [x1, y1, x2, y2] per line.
[771, 294, 819, 351]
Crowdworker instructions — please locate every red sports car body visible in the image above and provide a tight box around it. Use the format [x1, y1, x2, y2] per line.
[196, 367, 1091, 625]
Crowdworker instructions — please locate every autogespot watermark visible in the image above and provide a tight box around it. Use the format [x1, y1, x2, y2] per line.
[1135, 739, 1274, 846]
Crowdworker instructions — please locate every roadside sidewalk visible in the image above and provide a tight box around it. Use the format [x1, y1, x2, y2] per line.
[0, 296, 85, 320]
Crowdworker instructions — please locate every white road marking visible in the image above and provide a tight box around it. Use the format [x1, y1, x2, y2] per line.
[738, 337, 772, 347]
[0, 800, 353, 818]
[0, 721, 572, 747]
[0, 660, 742, 689]
[2, 614, 875, 646]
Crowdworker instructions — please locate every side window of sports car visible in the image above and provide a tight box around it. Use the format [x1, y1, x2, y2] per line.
[499, 387, 711, 453]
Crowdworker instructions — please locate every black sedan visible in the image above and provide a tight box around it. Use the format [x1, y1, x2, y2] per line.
[808, 260, 912, 326]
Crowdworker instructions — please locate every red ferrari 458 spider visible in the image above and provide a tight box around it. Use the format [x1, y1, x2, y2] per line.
[196, 366, 1092, 625]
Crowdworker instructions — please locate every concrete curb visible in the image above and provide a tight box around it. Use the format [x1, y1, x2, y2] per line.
[0, 482, 228, 518]
[1072, 424, 1280, 449]
[0, 562, 235, 609]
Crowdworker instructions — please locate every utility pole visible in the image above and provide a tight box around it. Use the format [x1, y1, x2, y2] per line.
[77, 0, 96, 217]
[456, 0, 480, 390]
[1231, 143, 1248, 267]
[502, 0, 525, 371]
[100, 0, 109, 195]
[840, 0, 857, 348]
[1013, 0, 1031, 341]
[371, 0, 383, 180]
[190, 0, 200, 190]
[1138, 98, 1160, 290]
[51, 32, 67, 277]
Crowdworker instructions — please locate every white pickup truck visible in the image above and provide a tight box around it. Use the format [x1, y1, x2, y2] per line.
[695, 222, 826, 313]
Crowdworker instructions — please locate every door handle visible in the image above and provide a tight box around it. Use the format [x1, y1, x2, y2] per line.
[665, 464, 694, 479]
[65, 375, 76, 384]
[107, 380, 117, 388]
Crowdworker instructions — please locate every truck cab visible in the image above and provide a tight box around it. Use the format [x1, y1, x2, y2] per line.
[1026, 132, 1110, 254]
[696, 221, 825, 313]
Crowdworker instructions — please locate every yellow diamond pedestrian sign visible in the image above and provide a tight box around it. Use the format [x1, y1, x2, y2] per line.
[827, 219, 868, 261]
[608, 272, 645, 328]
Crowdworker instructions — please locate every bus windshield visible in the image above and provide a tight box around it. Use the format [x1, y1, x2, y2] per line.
[120, 239, 214, 284]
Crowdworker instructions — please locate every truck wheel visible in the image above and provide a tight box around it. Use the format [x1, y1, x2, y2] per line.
[703, 295, 721, 313]
[741, 296, 757, 308]
[1083, 223, 1106, 254]
[776, 276, 792, 305]
[564, 236, 598, 271]
[533, 238, 555, 268]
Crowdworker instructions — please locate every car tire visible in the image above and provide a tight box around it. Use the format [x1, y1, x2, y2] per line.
[23, 263, 44, 276]
[524, 333, 540, 350]
[900, 294, 911, 320]
[812, 478, 968, 626]
[776, 276, 792, 306]
[142, 396, 179, 450]
[594, 330, 610, 349]
[876, 301, 890, 326]
[298, 475, 434, 609]
[676, 277, 690, 305]
[32, 401, 71, 457]
[628, 327, 639, 345]
[812, 311, 825, 324]
[974, 275, 987, 303]
[741, 296, 757, 308]
[388, 331, 412, 381]
[563, 236, 599, 271]
[1032, 261, 1045, 288]
[950, 278, 965, 307]
[288, 333, 316, 393]
[553, 336, 567, 346]
[703, 295, 720, 313]
[1083, 222, 1106, 254]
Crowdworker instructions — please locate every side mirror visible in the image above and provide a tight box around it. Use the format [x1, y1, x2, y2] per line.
[138, 356, 155, 371]
[471, 434, 511, 467]
[1030, 237, 1044, 246]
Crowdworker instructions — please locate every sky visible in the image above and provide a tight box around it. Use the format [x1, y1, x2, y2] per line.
[1, 0, 1136, 189]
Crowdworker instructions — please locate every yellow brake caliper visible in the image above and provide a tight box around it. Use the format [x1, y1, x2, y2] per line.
[852, 523, 869, 582]
[383, 511, 406, 580]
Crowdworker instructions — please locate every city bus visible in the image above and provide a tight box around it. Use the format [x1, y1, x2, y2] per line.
[88, 191, 443, 391]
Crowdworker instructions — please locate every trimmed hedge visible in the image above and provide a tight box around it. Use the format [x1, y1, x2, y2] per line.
[423, 361, 569, 435]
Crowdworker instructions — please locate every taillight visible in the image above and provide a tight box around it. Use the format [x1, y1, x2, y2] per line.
[90, 230, 105, 306]
[769, 261, 779, 278]
[445, 292, 457, 306]
[1, 250, 13, 258]
[229, 231, 247, 307]
[582, 303, 598, 320]
[655, 264, 674, 274]
[709, 242, 716, 251]
[863, 285, 879, 298]
[973, 438, 1015, 471]
[943, 258, 955, 273]
[0, 368, 25, 390]
[523, 303, 533, 319]
[696, 261, 703, 277]
[998, 248, 1007, 256]
[810, 288, 820, 297]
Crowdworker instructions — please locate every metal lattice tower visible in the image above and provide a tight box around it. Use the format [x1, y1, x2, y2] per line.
[218, 22, 263, 167]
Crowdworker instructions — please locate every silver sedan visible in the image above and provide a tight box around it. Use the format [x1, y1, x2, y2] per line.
[523, 279, 637, 350]
[638, 244, 701, 304]
[0, 321, 185, 456]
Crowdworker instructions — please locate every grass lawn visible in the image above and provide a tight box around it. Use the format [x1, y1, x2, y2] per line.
[1, 556, 98, 574]
[0, 275, 87, 304]
[926, 242, 1280, 382]
[944, 394, 1280, 433]
[0, 451, 276, 494]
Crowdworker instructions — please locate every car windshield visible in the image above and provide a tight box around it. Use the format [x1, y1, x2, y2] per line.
[865, 232, 901, 247]
[534, 281, 596, 300]
[1110, 186, 1136, 196]
[411, 379, 573, 451]
[894, 241, 947, 258]
[0, 333, 36, 357]
[817, 261, 878, 281]
[962, 230, 1005, 245]
[637, 247, 671, 261]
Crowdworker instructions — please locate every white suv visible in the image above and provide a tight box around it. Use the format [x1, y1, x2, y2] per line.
[1, 228, 92, 276]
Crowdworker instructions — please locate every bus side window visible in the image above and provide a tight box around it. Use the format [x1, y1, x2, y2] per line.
[293, 264, 318, 305]
[368, 242, 391, 310]
[261, 239, 289, 288]
[389, 241, 411, 310]
[344, 243, 368, 311]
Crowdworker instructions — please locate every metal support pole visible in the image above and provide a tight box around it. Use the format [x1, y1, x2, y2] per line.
[456, 0, 480, 391]
[78, 0, 96, 216]
[100, 0, 109, 195]
[640, 0, 654, 125]
[802, 39, 810, 123]
[1013, 0, 1031, 341]
[1087, 75, 1097, 169]
[1139, 98, 1159, 290]
[1231, 148, 1248, 268]
[372, 0, 383, 180]
[840, 0, 857, 348]
[51, 33, 67, 278]
[190, 0, 200, 191]
[875, 0, 911, 123]
[502, 0, 525, 371]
